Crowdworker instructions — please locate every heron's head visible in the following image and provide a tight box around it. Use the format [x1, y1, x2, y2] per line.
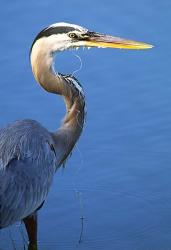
[30, 22, 153, 56]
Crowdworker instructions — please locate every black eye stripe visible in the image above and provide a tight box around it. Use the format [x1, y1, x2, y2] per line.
[41, 26, 79, 38]
[30, 26, 81, 54]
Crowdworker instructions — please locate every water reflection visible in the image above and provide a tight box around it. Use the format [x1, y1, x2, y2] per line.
[5, 187, 167, 250]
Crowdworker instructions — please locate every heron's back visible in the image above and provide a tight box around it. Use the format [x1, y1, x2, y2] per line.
[0, 119, 56, 228]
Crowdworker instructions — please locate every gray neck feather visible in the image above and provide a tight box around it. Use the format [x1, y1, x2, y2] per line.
[30, 40, 85, 166]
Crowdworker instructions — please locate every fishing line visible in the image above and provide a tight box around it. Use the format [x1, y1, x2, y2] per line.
[71, 52, 83, 77]
[72, 143, 85, 243]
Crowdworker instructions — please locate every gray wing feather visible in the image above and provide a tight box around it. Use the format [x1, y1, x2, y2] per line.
[0, 119, 57, 228]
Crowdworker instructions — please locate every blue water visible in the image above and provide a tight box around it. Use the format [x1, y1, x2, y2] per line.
[0, 0, 171, 249]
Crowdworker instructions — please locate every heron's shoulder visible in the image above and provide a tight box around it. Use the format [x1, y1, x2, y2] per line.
[0, 119, 51, 140]
[0, 119, 56, 170]
[0, 119, 48, 132]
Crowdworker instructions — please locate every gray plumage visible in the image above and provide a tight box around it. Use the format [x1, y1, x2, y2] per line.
[0, 120, 56, 227]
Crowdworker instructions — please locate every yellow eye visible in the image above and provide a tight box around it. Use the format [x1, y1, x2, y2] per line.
[68, 33, 77, 39]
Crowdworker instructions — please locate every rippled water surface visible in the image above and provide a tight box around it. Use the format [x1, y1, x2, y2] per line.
[0, 0, 171, 249]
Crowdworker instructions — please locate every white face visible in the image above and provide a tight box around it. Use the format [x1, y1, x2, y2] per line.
[30, 23, 90, 87]
[44, 33, 82, 52]
[39, 22, 89, 53]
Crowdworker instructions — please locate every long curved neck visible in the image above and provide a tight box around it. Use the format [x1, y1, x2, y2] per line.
[30, 40, 85, 166]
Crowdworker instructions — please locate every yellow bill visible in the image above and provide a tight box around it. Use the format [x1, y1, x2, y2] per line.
[83, 32, 153, 50]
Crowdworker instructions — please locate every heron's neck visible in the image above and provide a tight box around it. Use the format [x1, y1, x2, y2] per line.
[30, 45, 85, 166]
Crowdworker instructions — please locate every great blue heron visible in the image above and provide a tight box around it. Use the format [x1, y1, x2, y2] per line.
[0, 22, 152, 249]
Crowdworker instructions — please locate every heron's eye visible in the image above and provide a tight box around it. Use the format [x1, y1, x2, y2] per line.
[68, 33, 78, 39]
